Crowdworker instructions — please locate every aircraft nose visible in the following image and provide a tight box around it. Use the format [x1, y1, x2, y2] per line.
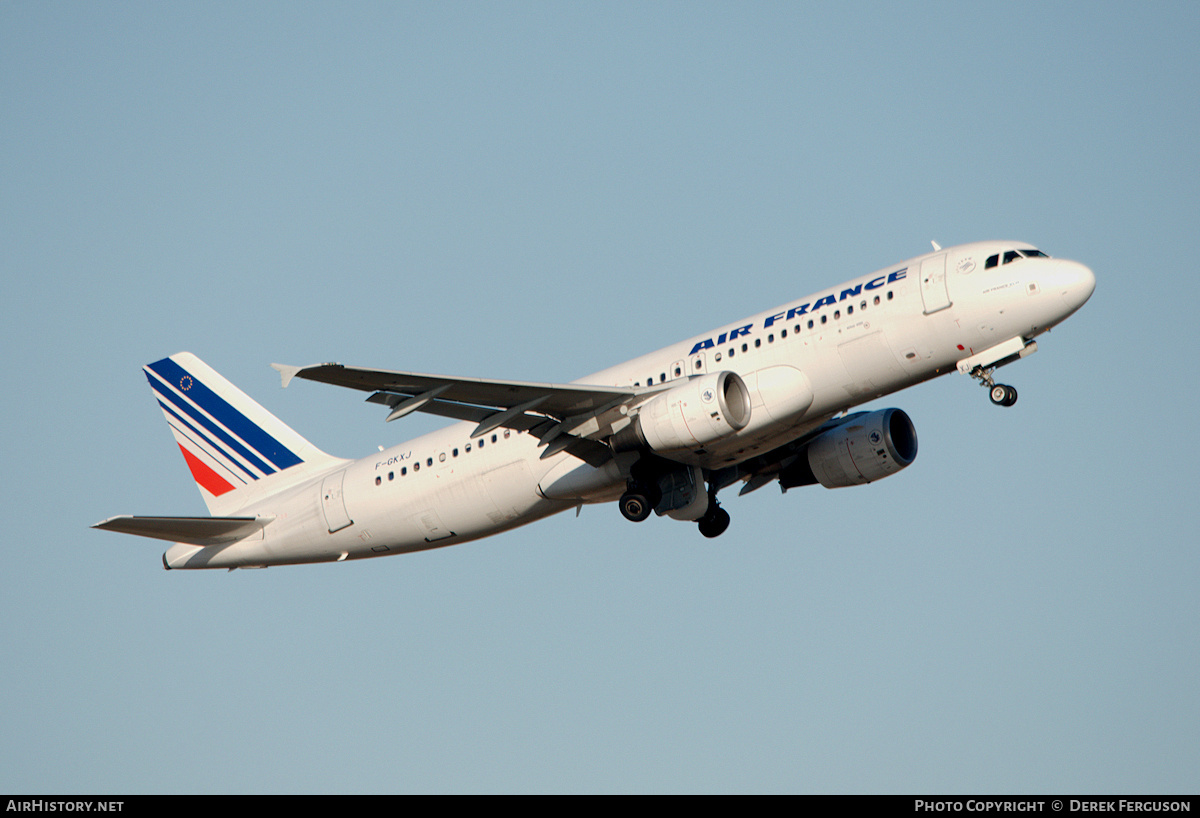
[1047, 259, 1095, 314]
[1063, 260, 1096, 310]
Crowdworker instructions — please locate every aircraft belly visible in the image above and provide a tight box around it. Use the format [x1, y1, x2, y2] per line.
[538, 456, 624, 502]
[481, 460, 539, 523]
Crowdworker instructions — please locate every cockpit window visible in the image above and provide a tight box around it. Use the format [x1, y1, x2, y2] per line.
[987, 248, 1050, 269]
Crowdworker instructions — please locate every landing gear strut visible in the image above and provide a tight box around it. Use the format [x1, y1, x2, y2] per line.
[697, 504, 730, 538]
[968, 365, 1018, 407]
[696, 480, 730, 538]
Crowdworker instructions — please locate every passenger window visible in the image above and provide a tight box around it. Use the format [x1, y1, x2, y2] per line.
[388, 471, 394, 481]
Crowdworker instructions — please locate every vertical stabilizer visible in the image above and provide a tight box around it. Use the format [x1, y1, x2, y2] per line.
[143, 352, 344, 515]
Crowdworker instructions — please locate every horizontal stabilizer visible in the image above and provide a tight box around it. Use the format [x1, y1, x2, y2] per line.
[92, 515, 274, 546]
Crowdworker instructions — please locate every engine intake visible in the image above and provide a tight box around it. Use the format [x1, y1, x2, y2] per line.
[781, 408, 918, 489]
[615, 371, 751, 455]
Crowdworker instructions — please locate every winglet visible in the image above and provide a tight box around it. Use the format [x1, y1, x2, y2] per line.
[271, 362, 303, 389]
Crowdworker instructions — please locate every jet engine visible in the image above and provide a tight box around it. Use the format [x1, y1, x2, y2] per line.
[614, 371, 751, 455]
[779, 408, 918, 489]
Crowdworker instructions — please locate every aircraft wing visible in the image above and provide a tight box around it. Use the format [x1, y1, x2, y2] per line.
[272, 362, 664, 465]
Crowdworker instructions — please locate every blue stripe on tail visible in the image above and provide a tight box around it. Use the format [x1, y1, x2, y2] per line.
[145, 357, 304, 472]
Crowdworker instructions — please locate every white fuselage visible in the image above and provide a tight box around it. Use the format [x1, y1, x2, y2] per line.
[163, 241, 1095, 569]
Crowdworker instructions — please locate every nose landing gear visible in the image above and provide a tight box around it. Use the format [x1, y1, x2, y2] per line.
[968, 364, 1018, 407]
[989, 383, 1018, 407]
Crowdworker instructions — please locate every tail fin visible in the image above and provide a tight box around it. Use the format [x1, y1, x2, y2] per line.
[144, 352, 344, 515]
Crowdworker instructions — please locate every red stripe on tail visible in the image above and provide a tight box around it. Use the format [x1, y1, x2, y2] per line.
[178, 444, 235, 497]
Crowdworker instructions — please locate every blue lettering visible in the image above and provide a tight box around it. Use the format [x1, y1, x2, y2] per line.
[687, 269, 907, 356]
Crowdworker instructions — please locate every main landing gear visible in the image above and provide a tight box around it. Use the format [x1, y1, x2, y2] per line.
[618, 474, 732, 538]
[967, 364, 1018, 407]
[697, 502, 730, 539]
[619, 481, 660, 523]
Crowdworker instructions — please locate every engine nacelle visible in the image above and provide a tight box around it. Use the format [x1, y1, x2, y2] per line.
[623, 371, 751, 455]
[782, 408, 918, 489]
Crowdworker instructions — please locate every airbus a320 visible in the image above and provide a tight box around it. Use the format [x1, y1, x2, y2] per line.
[94, 241, 1095, 569]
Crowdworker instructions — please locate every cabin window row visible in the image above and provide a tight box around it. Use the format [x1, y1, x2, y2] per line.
[638, 290, 893, 385]
[374, 429, 512, 485]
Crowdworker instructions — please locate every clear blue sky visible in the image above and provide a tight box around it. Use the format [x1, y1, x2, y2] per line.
[3, 1, 1197, 793]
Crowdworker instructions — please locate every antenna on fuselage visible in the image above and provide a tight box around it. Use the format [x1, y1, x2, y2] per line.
[931, 240, 942, 251]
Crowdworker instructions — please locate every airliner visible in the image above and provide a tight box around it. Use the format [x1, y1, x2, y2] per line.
[94, 240, 1095, 569]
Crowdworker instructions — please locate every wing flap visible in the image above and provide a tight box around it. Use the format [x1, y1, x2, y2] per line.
[92, 515, 274, 546]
